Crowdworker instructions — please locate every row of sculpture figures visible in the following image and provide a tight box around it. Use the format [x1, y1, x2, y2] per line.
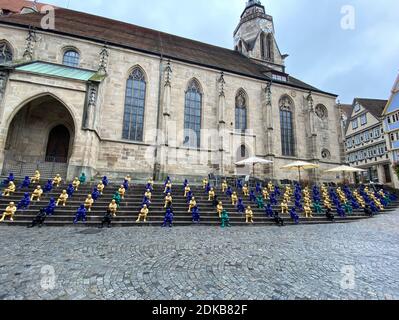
[0, 172, 397, 226]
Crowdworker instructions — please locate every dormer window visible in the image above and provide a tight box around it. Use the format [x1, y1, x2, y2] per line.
[354, 103, 361, 113]
[272, 74, 287, 82]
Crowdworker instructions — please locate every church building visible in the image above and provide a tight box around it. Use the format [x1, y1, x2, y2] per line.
[0, 0, 343, 182]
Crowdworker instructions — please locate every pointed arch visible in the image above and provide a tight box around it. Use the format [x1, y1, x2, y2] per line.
[122, 65, 147, 141]
[235, 88, 248, 132]
[279, 95, 295, 157]
[0, 39, 13, 64]
[260, 33, 266, 60]
[266, 33, 274, 61]
[184, 78, 203, 148]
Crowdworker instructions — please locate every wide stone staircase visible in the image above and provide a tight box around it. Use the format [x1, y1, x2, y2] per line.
[0, 178, 398, 227]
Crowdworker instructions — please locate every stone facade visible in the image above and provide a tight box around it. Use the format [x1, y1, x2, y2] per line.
[0, 2, 343, 182]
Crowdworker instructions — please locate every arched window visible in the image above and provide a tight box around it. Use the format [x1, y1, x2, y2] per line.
[315, 104, 328, 120]
[184, 79, 202, 148]
[280, 96, 295, 157]
[238, 41, 243, 54]
[63, 49, 80, 67]
[235, 89, 247, 132]
[266, 34, 273, 61]
[0, 42, 13, 64]
[122, 67, 146, 141]
[260, 34, 266, 60]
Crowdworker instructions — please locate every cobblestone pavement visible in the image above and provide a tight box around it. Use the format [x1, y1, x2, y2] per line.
[1, 211, 399, 300]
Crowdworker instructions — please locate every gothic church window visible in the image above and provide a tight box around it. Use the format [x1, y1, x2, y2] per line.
[63, 49, 80, 67]
[235, 89, 248, 132]
[184, 79, 202, 148]
[279, 95, 295, 157]
[315, 104, 328, 120]
[0, 41, 12, 64]
[122, 67, 146, 142]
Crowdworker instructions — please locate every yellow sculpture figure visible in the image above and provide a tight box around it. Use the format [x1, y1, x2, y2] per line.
[374, 199, 384, 211]
[2, 181, 16, 197]
[109, 200, 118, 217]
[125, 175, 132, 183]
[136, 204, 149, 223]
[243, 184, 249, 196]
[147, 178, 154, 187]
[281, 200, 289, 215]
[97, 181, 105, 195]
[56, 190, 68, 206]
[184, 185, 191, 197]
[268, 181, 274, 192]
[118, 185, 126, 199]
[323, 199, 332, 210]
[217, 201, 224, 218]
[221, 180, 228, 193]
[144, 189, 152, 200]
[285, 186, 293, 196]
[72, 177, 80, 191]
[202, 178, 208, 189]
[304, 203, 313, 218]
[0, 202, 17, 222]
[31, 186, 43, 202]
[85, 194, 94, 212]
[245, 206, 254, 224]
[262, 187, 269, 200]
[188, 197, 197, 213]
[31, 170, 41, 184]
[283, 192, 291, 203]
[231, 192, 238, 206]
[164, 180, 172, 193]
[208, 188, 215, 201]
[53, 174, 62, 187]
[164, 193, 173, 208]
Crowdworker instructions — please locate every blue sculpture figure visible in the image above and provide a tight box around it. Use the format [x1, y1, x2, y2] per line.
[351, 199, 360, 210]
[274, 186, 281, 197]
[145, 183, 153, 192]
[237, 198, 245, 213]
[164, 176, 171, 186]
[237, 179, 243, 190]
[67, 184, 74, 197]
[249, 190, 257, 203]
[92, 188, 100, 201]
[226, 187, 233, 197]
[123, 179, 129, 191]
[142, 196, 151, 208]
[336, 204, 346, 217]
[388, 192, 398, 201]
[192, 206, 200, 223]
[295, 199, 303, 211]
[45, 198, 56, 216]
[102, 176, 109, 187]
[17, 193, 31, 210]
[369, 201, 379, 214]
[44, 179, 53, 193]
[183, 179, 188, 188]
[164, 187, 171, 195]
[270, 193, 278, 206]
[186, 191, 193, 204]
[256, 183, 262, 194]
[265, 203, 274, 217]
[290, 207, 299, 225]
[73, 205, 87, 224]
[19, 176, 31, 189]
[162, 207, 174, 228]
[3, 173, 14, 186]
[205, 183, 211, 194]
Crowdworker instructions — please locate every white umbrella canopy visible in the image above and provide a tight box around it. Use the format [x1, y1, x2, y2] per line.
[235, 157, 273, 179]
[325, 165, 366, 173]
[281, 161, 320, 183]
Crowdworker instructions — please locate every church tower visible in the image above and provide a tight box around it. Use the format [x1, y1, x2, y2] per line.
[234, 0, 287, 72]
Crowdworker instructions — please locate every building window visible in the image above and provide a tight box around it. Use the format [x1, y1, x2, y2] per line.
[360, 114, 367, 126]
[260, 34, 266, 60]
[235, 89, 247, 132]
[266, 34, 273, 61]
[321, 149, 331, 160]
[279, 96, 295, 157]
[352, 119, 358, 130]
[272, 74, 287, 82]
[63, 49, 80, 67]
[315, 104, 328, 120]
[184, 79, 202, 148]
[122, 67, 146, 141]
[354, 103, 361, 113]
[0, 41, 12, 64]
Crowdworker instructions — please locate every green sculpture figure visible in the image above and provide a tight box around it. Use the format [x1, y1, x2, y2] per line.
[313, 202, 324, 215]
[343, 202, 353, 215]
[112, 191, 121, 208]
[221, 209, 231, 228]
[256, 195, 265, 209]
[79, 173, 86, 184]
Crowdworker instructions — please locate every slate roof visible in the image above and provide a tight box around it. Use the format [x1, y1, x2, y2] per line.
[355, 98, 388, 119]
[0, 6, 336, 96]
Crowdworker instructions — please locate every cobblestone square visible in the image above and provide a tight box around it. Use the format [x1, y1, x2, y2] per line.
[0, 211, 399, 300]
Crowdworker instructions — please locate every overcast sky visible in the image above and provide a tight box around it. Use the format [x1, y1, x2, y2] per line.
[44, 0, 399, 103]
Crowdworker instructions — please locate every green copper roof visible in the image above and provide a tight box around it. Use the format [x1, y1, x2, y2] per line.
[15, 62, 97, 81]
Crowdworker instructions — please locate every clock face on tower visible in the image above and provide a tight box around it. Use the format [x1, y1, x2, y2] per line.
[259, 20, 273, 33]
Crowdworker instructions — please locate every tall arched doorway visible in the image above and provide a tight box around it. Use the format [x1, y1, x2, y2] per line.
[45, 125, 70, 163]
[3, 95, 75, 177]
